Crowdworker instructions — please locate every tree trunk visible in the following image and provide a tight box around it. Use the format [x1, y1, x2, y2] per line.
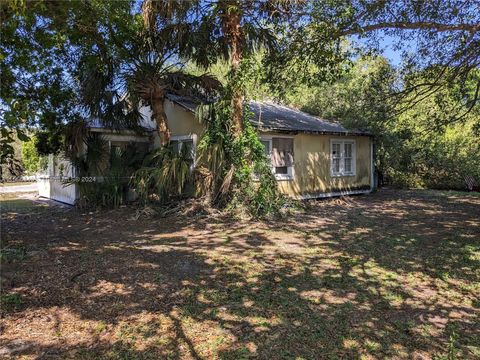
[220, 0, 244, 136]
[230, 37, 243, 136]
[150, 96, 170, 146]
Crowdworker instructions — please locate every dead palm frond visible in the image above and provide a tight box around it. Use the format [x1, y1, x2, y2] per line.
[64, 120, 88, 158]
[216, 164, 235, 200]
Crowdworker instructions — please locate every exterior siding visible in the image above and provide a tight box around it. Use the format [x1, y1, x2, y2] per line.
[38, 154, 78, 205]
[164, 100, 205, 138]
[265, 133, 372, 198]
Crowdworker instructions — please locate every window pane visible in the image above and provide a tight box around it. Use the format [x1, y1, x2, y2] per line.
[332, 143, 340, 157]
[333, 158, 340, 174]
[170, 140, 180, 154]
[260, 140, 270, 155]
[275, 166, 288, 174]
[110, 145, 121, 166]
[272, 138, 294, 167]
[182, 140, 194, 159]
[344, 158, 352, 173]
[344, 143, 352, 157]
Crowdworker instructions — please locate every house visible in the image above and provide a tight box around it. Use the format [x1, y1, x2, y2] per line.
[38, 95, 375, 204]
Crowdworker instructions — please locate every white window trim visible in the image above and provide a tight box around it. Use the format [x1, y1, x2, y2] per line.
[330, 139, 356, 177]
[260, 135, 295, 181]
[171, 134, 197, 170]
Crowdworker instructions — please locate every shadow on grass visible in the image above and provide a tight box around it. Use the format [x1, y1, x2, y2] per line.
[1, 189, 479, 359]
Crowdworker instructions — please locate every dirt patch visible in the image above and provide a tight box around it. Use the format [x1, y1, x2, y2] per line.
[1, 189, 479, 359]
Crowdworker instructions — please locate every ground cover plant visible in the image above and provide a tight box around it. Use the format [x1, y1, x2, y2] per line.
[1, 189, 479, 359]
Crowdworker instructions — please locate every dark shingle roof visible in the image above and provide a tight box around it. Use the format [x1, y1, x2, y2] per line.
[248, 101, 369, 135]
[167, 95, 372, 136]
[165, 94, 200, 113]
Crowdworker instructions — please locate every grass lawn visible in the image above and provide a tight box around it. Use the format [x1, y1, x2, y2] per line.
[1, 181, 34, 187]
[0, 192, 50, 213]
[1, 189, 479, 359]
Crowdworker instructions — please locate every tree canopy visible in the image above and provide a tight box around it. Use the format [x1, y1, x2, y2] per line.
[1, 0, 479, 192]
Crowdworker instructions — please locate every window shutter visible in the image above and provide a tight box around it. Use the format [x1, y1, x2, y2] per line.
[272, 138, 294, 167]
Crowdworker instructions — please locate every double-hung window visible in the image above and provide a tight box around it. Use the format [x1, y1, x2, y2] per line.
[331, 139, 356, 176]
[260, 136, 294, 180]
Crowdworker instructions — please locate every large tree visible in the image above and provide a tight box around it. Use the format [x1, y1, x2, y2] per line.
[142, 0, 305, 136]
[1, 0, 137, 159]
[1, 0, 221, 159]
[290, 0, 480, 125]
[76, 19, 222, 146]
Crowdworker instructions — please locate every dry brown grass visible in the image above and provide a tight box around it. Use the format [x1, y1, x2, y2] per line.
[1, 189, 479, 359]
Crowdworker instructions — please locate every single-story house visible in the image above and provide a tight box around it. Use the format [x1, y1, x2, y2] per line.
[38, 95, 374, 204]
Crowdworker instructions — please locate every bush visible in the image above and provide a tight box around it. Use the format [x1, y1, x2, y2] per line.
[133, 146, 193, 204]
[21, 136, 43, 174]
[70, 133, 148, 208]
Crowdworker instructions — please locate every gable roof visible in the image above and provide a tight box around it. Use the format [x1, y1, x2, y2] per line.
[248, 101, 370, 136]
[166, 94, 370, 136]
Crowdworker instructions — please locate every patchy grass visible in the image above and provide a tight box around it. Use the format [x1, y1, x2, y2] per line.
[0, 244, 27, 262]
[0, 196, 36, 211]
[0, 189, 479, 359]
[0, 192, 52, 213]
[0, 294, 23, 312]
[0, 181, 34, 187]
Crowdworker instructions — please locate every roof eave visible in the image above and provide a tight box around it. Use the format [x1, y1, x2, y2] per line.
[256, 126, 372, 137]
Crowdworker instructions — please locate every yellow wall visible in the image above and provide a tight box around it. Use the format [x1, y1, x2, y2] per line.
[165, 100, 205, 137]
[149, 99, 205, 147]
[262, 132, 372, 198]
[161, 102, 373, 198]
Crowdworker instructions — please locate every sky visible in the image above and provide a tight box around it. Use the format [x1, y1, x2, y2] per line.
[351, 33, 409, 67]
[377, 36, 404, 66]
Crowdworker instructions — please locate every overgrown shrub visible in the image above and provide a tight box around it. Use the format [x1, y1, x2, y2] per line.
[70, 133, 147, 208]
[196, 100, 284, 216]
[132, 98, 283, 216]
[133, 146, 193, 204]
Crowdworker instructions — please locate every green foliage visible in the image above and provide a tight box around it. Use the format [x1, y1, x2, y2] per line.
[20, 136, 41, 174]
[133, 146, 193, 204]
[70, 133, 147, 208]
[35, 130, 64, 156]
[385, 91, 480, 189]
[186, 51, 272, 101]
[196, 99, 283, 217]
[0, 128, 24, 178]
[1, 0, 88, 159]
[279, 55, 480, 190]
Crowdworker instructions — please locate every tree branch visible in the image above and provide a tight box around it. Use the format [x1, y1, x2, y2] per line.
[341, 21, 480, 36]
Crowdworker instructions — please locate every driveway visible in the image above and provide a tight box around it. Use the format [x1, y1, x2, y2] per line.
[0, 183, 38, 194]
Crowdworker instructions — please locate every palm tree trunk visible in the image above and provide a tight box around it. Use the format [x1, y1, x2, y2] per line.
[150, 97, 170, 146]
[220, 0, 244, 136]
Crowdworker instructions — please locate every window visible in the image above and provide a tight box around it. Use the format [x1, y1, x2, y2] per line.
[170, 135, 196, 169]
[331, 139, 356, 176]
[260, 136, 294, 180]
[260, 140, 271, 155]
[171, 139, 194, 159]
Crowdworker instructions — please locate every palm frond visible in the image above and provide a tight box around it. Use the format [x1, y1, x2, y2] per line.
[64, 120, 88, 158]
[133, 145, 193, 203]
[84, 132, 109, 176]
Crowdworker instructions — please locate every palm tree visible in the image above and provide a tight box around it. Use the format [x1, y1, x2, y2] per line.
[141, 0, 299, 137]
[77, 19, 221, 146]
